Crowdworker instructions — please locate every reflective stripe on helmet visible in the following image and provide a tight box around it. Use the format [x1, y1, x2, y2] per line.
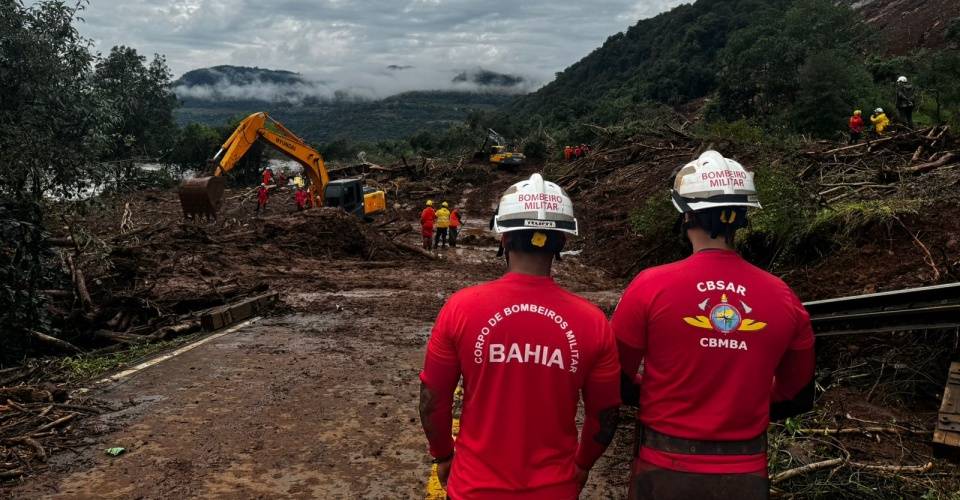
[494, 217, 578, 233]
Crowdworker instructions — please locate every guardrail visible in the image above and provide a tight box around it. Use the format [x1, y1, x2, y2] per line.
[803, 282, 960, 453]
[804, 282, 960, 337]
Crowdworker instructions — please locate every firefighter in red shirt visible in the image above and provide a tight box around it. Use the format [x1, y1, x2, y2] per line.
[419, 173, 621, 499]
[255, 183, 269, 214]
[612, 150, 815, 500]
[420, 200, 436, 250]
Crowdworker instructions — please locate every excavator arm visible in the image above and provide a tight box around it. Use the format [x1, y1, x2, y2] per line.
[180, 112, 332, 216]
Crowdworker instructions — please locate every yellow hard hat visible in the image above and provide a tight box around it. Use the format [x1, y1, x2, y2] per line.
[442, 201, 449, 208]
[426, 200, 433, 206]
[854, 110, 861, 116]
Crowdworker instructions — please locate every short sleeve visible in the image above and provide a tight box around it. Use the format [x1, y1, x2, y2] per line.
[588, 320, 620, 383]
[611, 280, 649, 350]
[425, 299, 460, 363]
[788, 293, 815, 351]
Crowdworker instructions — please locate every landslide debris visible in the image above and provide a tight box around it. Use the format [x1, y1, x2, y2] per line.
[547, 124, 960, 300]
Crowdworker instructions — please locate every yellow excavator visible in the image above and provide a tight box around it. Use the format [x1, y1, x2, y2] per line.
[473, 128, 525, 169]
[178, 112, 386, 219]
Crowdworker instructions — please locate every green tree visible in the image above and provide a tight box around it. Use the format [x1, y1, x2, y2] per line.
[169, 123, 221, 174]
[0, 0, 102, 202]
[92, 45, 178, 184]
[0, 0, 102, 359]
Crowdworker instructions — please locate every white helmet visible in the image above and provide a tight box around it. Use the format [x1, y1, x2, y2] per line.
[897, 76, 908, 83]
[875, 107, 884, 114]
[671, 150, 761, 213]
[493, 173, 578, 235]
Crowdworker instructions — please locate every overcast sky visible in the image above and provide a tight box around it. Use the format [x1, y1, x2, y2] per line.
[76, 0, 687, 97]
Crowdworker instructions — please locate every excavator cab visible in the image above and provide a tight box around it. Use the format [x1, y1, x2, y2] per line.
[323, 179, 386, 218]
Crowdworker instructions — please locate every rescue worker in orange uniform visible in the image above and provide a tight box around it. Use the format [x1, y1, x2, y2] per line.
[420, 200, 436, 250]
[448, 205, 463, 248]
[612, 151, 815, 500]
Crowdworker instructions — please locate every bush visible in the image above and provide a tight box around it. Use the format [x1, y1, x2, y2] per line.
[522, 139, 548, 161]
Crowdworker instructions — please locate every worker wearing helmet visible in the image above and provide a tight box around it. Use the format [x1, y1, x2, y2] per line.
[848, 110, 864, 144]
[434, 201, 451, 249]
[871, 107, 890, 136]
[255, 183, 269, 214]
[612, 151, 814, 500]
[420, 200, 436, 250]
[895, 75, 916, 128]
[419, 173, 620, 499]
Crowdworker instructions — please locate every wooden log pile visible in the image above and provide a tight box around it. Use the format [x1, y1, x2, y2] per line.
[0, 386, 106, 481]
[801, 125, 957, 205]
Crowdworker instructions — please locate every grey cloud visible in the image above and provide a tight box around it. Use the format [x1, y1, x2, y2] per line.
[77, 0, 689, 98]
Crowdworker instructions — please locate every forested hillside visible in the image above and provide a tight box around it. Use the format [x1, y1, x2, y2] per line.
[507, 0, 960, 140]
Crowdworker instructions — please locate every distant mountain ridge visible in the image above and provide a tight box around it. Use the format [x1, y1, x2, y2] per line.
[172, 65, 523, 143]
[174, 65, 307, 87]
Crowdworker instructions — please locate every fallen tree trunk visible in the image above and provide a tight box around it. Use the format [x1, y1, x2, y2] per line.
[30, 330, 83, 354]
[393, 240, 440, 260]
[66, 254, 94, 312]
[903, 152, 956, 174]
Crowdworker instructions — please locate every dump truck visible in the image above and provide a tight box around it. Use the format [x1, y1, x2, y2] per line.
[178, 112, 386, 219]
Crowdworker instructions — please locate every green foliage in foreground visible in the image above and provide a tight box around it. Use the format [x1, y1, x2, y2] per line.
[58, 335, 200, 383]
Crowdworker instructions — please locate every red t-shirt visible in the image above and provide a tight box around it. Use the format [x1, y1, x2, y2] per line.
[262, 170, 272, 185]
[612, 250, 814, 474]
[420, 207, 436, 228]
[421, 273, 620, 499]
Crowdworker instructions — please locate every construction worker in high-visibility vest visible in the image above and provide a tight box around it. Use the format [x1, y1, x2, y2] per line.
[871, 107, 890, 136]
[434, 202, 451, 249]
[419, 173, 620, 498]
[612, 150, 814, 500]
[448, 206, 463, 248]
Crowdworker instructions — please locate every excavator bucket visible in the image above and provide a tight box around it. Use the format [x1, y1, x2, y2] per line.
[178, 176, 226, 218]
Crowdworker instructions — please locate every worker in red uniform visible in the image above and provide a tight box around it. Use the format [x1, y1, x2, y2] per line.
[448, 205, 463, 248]
[262, 167, 273, 186]
[255, 183, 269, 214]
[419, 173, 621, 499]
[294, 187, 308, 211]
[848, 110, 864, 144]
[574, 145, 583, 159]
[420, 200, 436, 250]
[612, 150, 815, 500]
[563, 145, 573, 161]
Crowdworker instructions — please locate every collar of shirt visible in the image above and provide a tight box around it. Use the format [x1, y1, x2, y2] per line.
[498, 272, 557, 286]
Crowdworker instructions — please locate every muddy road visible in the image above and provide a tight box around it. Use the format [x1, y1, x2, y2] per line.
[7, 175, 633, 499]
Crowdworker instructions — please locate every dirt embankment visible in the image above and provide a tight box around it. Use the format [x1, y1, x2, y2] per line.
[853, 0, 960, 55]
[550, 125, 960, 301]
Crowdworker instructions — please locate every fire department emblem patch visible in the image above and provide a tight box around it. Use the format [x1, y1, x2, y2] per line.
[683, 294, 767, 333]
